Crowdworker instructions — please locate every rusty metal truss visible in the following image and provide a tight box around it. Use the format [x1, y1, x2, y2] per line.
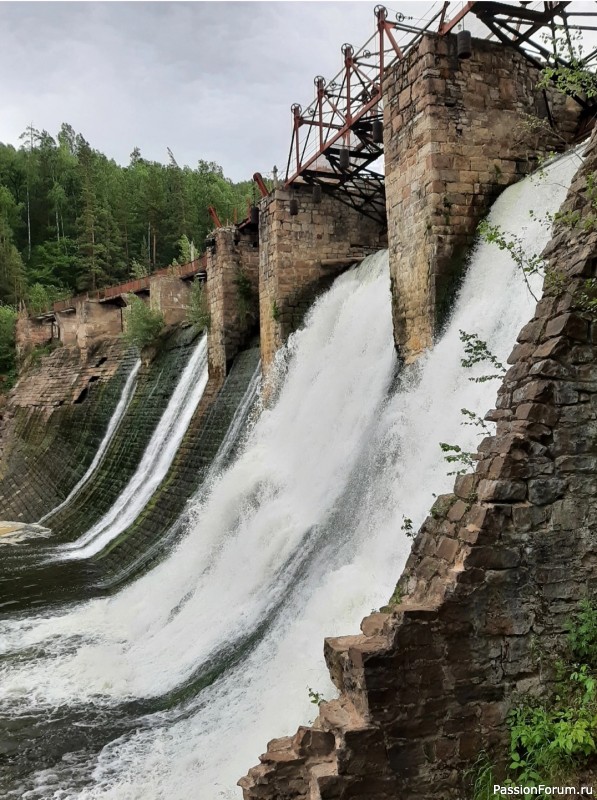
[284, 1, 597, 224]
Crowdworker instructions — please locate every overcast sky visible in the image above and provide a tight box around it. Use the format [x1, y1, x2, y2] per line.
[0, 1, 438, 181]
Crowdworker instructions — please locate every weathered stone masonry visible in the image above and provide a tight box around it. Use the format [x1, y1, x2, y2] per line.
[384, 34, 580, 362]
[239, 136, 597, 799]
[206, 226, 259, 380]
[258, 186, 385, 371]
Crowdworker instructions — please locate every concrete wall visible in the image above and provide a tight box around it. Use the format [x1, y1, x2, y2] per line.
[259, 186, 384, 371]
[77, 300, 123, 350]
[149, 274, 191, 326]
[55, 308, 78, 348]
[384, 33, 581, 362]
[206, 227, 260, 380]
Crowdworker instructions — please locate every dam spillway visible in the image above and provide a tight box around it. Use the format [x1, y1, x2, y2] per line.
[0, 150, 583, 798]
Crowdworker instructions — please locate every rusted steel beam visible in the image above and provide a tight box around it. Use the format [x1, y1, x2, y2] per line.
[285, 92, 382, 186]
[253, 172, 269, 197]
[439, 2, 476, 34]
[208, 206, 223, 228]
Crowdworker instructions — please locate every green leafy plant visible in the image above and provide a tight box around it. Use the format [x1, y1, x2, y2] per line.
[124, 294, 165, 350]
[188, 279, 210, 331]
[26, 283, 70, 314]
[272, 299, 280, 322]
[467, 752, 497, 800]
[401, 516, 415, 539]
[482, 600, 597, 791]
[0, 304, 17, 391]
[235, 269, 254, 324]
[569, 599, 597, 668]
[478, 221, 545, 301]
[439, 442, 475, 475]
[459, 330, 505, 382]
[307, 687, 326, 706]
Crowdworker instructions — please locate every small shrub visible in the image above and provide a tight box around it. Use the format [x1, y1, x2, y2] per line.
[124, 294, 165, 350]
[235, 269, 254, 324]
[459, 330, 505, 382]
[478, 600, 597, 792]
[439, 442, 475, 475]
[569, 599, 597, 668]
[130, 259, 149, 279]
[188, 280, 210, 331]
[27, 283, 70, 314]
[307, 687, 326, 706]
[0, 304, 17, 390]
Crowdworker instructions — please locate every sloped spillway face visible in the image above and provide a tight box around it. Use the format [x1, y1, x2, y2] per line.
[0, 342, 138, 524]
[0, 152, 582, 799]
[54, 334, 208, 561]
[38, 359, 142, 525]
[0, 344, 261, 614]
[41, 328, 203, 544]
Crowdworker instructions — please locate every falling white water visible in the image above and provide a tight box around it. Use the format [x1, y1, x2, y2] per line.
[0, 149, 582, 799]
[39, 359, 142, 525]
[56, 335, 208, 560]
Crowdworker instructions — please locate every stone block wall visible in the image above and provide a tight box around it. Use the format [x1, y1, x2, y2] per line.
[149, 274, 191, 326]
[206, 227, 260, 380]
[384, 33, 581, 362]
[15, 313, 55, 358]
[239, 135, 597, 800]
[259, 186, 384, 371]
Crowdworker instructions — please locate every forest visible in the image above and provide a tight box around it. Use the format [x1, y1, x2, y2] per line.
[0, 123, 255, 312]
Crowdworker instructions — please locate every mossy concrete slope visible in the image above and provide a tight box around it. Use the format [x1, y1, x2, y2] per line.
[43, 326, 201, 542]
[0, 346, 260, 612]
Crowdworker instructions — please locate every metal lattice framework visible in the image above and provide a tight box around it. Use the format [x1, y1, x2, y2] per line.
[284, 1, 597, 224]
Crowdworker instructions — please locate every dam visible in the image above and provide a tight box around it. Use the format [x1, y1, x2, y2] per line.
[2, 3, 597, 799]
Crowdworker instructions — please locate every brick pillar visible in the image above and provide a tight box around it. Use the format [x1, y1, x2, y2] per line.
[259, 186, 384, 372]
[383, 33, 581, 362]
[206, 227, 259, 380]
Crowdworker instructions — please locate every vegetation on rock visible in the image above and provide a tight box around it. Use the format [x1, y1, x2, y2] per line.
[471, 601, 597, 797]
[187, 280, 210, 332]
[123, 294, 165, 350]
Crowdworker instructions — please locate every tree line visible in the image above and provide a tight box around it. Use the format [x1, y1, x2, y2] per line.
[0, 123, 255, 311]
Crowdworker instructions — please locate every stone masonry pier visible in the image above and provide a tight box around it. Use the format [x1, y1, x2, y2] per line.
[205, 226, 259, 380]
[258, 185, 385, 372]
[383, 33, 581, 362]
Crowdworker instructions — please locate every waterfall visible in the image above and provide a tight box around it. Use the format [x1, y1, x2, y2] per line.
[0, 150, 581, 799]
[55, 335, 208, 560]
[39, 359, 142, 525]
